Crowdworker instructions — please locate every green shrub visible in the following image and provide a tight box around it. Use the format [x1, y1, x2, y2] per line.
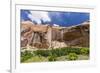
[34, 50, 51, 57]
[50, 49, 64, 57]
[21, 47, 89, 62]
[50, 47, 81, 57]
[65, 47, 81, 54]
[67, 53, 78, 60]
[24, 47, 89, 61]
[33, 47, 83, 58]
[48, 55, 57, 61]
[21, 51, 33, 62]
[80, 48, 89, 55]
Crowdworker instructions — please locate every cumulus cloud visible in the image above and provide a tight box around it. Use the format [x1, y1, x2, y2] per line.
[28, 11, 51, 24]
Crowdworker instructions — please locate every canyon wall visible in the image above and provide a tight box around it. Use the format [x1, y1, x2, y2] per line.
[21, 21, 89, 49]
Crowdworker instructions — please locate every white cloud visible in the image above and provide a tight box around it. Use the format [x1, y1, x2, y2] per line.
[53, 24, 59, 27]
[28, 14, 41, 24]
[28, 11, 51, 24]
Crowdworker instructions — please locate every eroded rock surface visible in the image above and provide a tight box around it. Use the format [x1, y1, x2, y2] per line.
[21, 21, 89, 49]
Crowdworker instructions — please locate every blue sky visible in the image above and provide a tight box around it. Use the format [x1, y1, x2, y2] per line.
[21, 10, 89, 27]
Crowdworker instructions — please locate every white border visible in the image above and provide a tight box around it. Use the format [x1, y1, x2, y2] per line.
[11, 2, 96, 73]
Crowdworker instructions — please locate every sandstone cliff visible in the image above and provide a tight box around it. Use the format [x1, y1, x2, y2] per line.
[21, 21, 89, 49]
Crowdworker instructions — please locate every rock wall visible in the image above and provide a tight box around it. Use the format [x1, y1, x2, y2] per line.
[21, 21, 89, 49]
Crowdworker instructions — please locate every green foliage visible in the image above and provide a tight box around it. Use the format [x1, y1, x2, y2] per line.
[50, 49, 63, 57]
[67, 53, 78, 60]
[61, 47, 81, 54]
[34, 50, 51, 57]
[21, 51, 33, 62]
[21, 47, 89, 62]
[80, 48, 89, 55]
[33, 47, 88, 57]
[48, 55, 57, 61]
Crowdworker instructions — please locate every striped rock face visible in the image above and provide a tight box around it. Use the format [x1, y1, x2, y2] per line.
[21, 21, 89, 49]
[21, 21, 51, 49]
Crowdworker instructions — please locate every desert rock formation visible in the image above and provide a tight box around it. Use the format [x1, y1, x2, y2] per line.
[21, 21, 89, 49]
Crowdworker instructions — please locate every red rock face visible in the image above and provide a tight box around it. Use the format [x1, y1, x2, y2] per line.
[21, 21, 89, 49]
[63, 24, 89, 47]
[21, 21, 50, 48]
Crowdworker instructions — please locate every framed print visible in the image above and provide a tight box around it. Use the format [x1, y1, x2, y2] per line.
[11, 0, 96, 73]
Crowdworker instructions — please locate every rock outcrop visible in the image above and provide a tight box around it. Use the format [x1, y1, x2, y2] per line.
[21, 21, 89, 49]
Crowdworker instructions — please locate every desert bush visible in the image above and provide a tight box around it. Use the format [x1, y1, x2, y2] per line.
[80, 48, 89, 55]
[67, 53, 78, 60]
[50, 49, 62, 57]
[31, 47, 89, 60]
[34, 50, 51, 57]
[21, 47, 89, 62]
[21, 51, 33, 62]
[48, 55, 57, 61]
[61, 47, 81, 54]
[33, 47, 83, 57]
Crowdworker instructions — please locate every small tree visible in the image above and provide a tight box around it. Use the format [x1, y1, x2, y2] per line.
[80, 48, 89, 55]
[67, 53, 78, 60]
[48, 54, 57, 61]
